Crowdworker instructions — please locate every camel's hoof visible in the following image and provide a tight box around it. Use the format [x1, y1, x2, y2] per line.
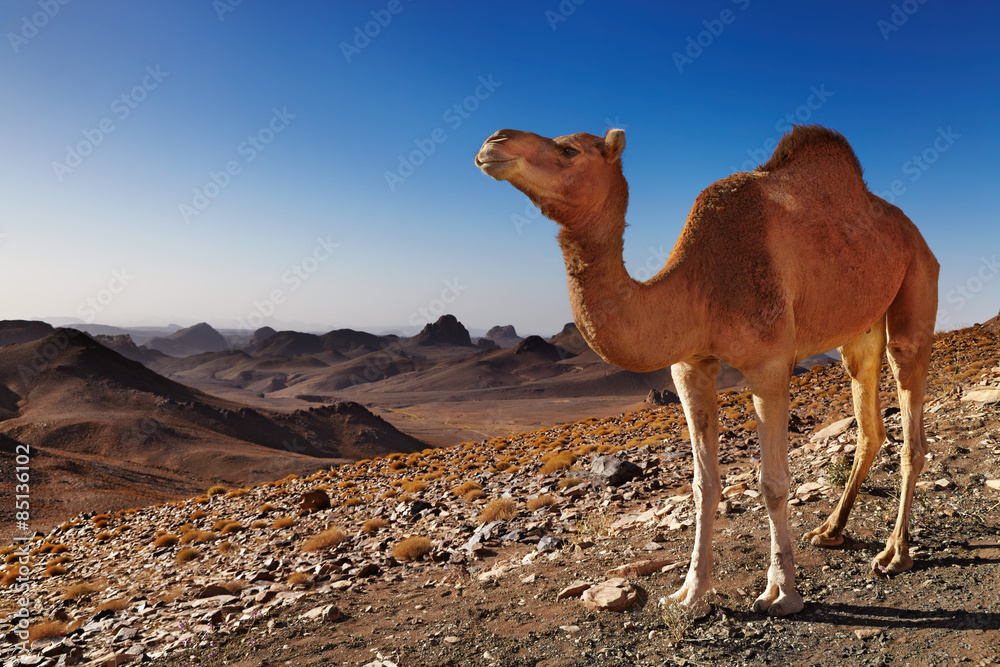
[805, 525, 844, 548]
[872, 552, 913, 577]
[667, 587, 712, 619]
[752, 591, 804, 617]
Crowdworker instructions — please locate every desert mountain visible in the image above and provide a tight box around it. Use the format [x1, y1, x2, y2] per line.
[147, 322, 229, 357]
[411, 314, 474, 348]
[0, 319, 54, 347]
[0, 329, 424, 526]
[484, 324, 524, 348]
[247, 325, 277, 349]
[92, 333, 165, 364]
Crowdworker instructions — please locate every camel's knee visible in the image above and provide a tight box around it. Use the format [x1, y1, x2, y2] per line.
[760, 474, 790, 510]
[694, 475, 722, 506]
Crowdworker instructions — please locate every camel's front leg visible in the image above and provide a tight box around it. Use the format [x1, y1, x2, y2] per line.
[667, 358, 721, 618]
[748, 372, 804, 616]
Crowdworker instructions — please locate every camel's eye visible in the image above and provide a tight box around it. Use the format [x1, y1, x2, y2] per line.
[560, 146, 580, 159]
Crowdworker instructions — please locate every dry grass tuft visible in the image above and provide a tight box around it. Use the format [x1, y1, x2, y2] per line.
[94, 597, 128, 614]
[153, 534, 179, 548]
[393, 536, 432, 562]
[527, 494, 556, 511]
[190, 510, 208, 521]
[362, 518, 388, 533]
[302, 527, 347, 552]
[464, 489, 487, 503]
[402, 480, 428, 494]
[539, 452, 576, 475]
[271, 516, 297, 530]
[479, 498, 518, 523]
[176, 547, 201, 563]
[451, 480, 482, 497]
[43, 563, 68, 577]
[63, 582, 101, 600]
[558, 477, 587, 490]
[28, 620, 66, 642]
[218, 541, 236, 554]
[287, 571, 312, 586]
[207, 485, 228, 496]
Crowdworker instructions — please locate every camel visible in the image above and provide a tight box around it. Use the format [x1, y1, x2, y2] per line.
[475, 125, 939, 617]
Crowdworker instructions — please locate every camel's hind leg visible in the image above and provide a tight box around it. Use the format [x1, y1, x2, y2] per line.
[873, 260, 937, 575]
[806, 318, 888, 547]
[668, 357, 721, 618]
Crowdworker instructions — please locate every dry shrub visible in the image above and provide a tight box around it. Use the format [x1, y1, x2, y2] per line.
[389, 460, 407, 471]
[63, 582, 101, 600]
[225, 489, 248, 499]
[153, 534, 179, 548]
[44, 563, 67, 577]
[250, 520, 268, 529]
[28, 620, 66, 643]
[527, 494, 555, 511]
[451, 480, 482, 497]
[479, 498, 518, 523]
[92, 513, 110, 524]
[95, 598, 128, 614]
[539, 452, 575, 475]
[287, 571, 312, 586]
[93, 519, 109, 530]
[222, 579, 246, 594]
[207, 485, 228, 496]
[558, 477, 586, 490]
[260, 502, 276, 513]
[272, 516, 296, 529]
[94, 532, 112, 542]
[393, 536, 432, 562]
[464, 489, 487, 503]
[190, 510, 208, 521]
[344, 497, 363, 507]
[338, 480, 356, 489]
[381, 490, 399, 500]
[402, 480, 427, 494]
[176, 547, 201, 563]
[219, 522, 244, 535]
[362, 518, 388, 533]
[218, 541, 236, 554]
[302, 527, 347, 552]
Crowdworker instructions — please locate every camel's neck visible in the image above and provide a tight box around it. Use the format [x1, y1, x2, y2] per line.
[556, 215, 704, 373]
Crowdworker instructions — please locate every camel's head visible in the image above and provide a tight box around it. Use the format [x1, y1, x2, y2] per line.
[475, 128, 627, 227]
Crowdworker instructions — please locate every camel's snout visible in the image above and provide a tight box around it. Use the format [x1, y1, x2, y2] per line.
[475, 129, 522, 179]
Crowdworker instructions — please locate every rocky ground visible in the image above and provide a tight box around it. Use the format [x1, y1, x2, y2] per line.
[1, 324, 999, 666]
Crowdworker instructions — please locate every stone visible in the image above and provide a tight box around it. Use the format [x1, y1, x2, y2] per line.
[196, 584, 232, 598]
[605, 558, 673, 578]
[299, 603, 341, 622]
[581, 578, 639, 612]
[299, 489, 331, 513]
[810, 417, 856, 443]
[933, 478, 953, 489]
[536, 536, 561, 552]
[443, 636, 460, 644]
[722, 483, 747, 498]
[854, 627, 882, 640]
[961, 388, 1000, 404]
[985, 480, 1000, 492]
[557, 581, 593, 599]
[591, 455, 642, 487]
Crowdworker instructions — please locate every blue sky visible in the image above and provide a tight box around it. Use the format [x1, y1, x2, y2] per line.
[1, 1, 997, 336]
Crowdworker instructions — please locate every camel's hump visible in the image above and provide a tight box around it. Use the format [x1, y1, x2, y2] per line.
[757, 125, 865, 182]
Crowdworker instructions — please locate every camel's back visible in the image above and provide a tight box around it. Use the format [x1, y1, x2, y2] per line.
[666, 126, 931, 358]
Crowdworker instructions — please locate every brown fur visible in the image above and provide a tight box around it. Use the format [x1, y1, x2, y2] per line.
[476, 125, 939, 618]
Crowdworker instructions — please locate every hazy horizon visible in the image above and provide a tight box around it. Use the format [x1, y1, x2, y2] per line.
[3, 3, 998, 335]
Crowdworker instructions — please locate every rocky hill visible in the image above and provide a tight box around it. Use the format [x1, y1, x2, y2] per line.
[1, 323, 998, 666]
[147, 323, 230, 357]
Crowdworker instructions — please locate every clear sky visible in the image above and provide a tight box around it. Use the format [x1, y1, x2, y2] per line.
[1, 1, 997, 336]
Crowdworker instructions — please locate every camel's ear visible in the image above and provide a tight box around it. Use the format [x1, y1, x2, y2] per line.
[604, 129, 625, 161]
